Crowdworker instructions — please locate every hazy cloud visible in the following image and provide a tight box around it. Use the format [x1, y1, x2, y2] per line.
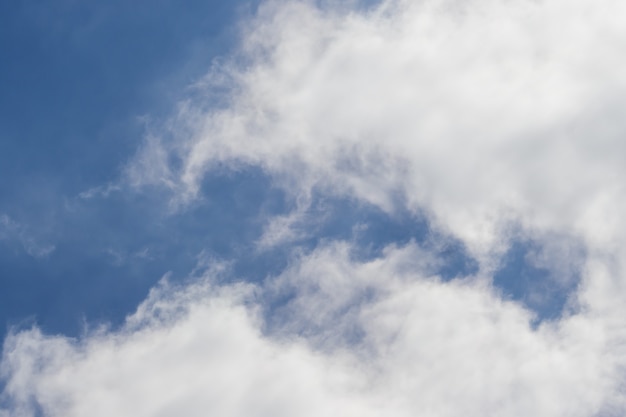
[0, 214, 55, 258]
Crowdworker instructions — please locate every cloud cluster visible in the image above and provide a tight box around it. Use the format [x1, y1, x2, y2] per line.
[136, 0, 626, 259]
[4, 0, 626, 415]
[2, 243, 623, 417]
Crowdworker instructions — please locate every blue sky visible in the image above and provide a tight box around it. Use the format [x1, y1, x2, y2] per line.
[0, 0, 254, 336]
[1, 1, 626, 416]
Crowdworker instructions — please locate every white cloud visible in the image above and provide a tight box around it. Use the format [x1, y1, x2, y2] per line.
[131, 0, 626, 261]
[1, 243, 624, 417]
[4, 0, 626, 415]
[124, 0, 626, 328]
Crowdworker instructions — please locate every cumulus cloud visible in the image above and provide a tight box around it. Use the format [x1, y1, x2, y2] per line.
[2, 243, 623, 417]
[126, 0, 626, 324]
[133, 0, 626, 259]
[4, 0, 626, 415]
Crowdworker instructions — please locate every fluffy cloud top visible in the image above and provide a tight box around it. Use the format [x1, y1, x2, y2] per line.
[3, 0, 626, 416]
[137, 0, 626, 258]
[2, 243, 622, 417]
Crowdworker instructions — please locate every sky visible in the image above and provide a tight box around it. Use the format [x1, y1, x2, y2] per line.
[1, 0, 626, 416]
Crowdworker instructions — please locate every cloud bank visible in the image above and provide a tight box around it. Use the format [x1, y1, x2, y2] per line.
[2, 243, 623, 417]
[3, 0, 626, 415]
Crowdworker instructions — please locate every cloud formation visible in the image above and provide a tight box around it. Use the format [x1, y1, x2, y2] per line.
[136, 0, 626, 257]
[3, 0, 626, 415]
[2, 243, 623, 417]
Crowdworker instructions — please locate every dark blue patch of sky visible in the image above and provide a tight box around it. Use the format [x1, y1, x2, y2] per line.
[493, 240, 580, 323]
[0, 0, 258, 337]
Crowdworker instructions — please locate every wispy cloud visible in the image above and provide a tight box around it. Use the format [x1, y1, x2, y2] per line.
[77, 183, 122, 200]
[0, 214, 55, 258]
